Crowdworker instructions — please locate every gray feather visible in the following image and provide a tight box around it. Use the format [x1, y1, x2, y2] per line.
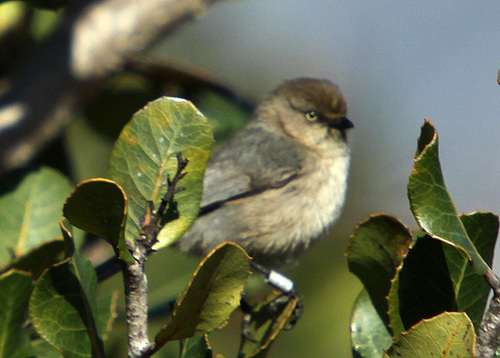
[200, 120, 306, 210]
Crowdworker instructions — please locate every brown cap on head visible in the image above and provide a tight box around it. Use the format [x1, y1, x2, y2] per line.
[270, 78, 353, 140]
[271, 78, 347, 119]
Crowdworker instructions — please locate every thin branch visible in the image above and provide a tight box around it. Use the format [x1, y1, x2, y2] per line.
[0, 0, 216, 174]
[156, 152, 189, 219]
[476, 270, 500, 357]
[121, 153, 188, 358]
[121, 251, 153, 358]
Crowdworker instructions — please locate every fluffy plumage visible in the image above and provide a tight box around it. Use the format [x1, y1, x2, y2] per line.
[177, 78, 353, 267]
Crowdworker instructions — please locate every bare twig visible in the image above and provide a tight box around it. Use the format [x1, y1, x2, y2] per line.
[156, 153, 189, 223]
[121, 153, 188, 358]
[476, 270, 500, 358]
[121, 251, 153, 358]
[140, 153, 189, 248]
[0, 0, 216, 174]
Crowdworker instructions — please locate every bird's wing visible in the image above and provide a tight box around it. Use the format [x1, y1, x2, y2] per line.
[199, 122, 306, 214]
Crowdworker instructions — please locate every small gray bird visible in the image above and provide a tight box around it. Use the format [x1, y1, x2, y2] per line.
[177, 78, 353, 269]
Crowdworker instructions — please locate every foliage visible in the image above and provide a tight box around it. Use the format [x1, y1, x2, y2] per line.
[348, 121, 498, 357]
[0, 96, 298, 357]
[0, 2, 497, 357]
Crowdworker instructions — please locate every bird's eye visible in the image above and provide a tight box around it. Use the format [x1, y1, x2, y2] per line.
[305, 110, 318, 121]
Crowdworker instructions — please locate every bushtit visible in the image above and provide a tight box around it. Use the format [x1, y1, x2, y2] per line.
[177, 78, 353, 269]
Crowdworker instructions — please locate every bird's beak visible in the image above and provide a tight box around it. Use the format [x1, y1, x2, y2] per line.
[336, 117, 354, 130]
[328, 117, 354, 141]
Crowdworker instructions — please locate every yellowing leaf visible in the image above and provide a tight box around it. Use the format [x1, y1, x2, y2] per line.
[108, 97, 213, 249]
[385, 312, 475, 357]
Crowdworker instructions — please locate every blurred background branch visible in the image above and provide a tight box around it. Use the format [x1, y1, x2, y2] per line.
[0, 0, 215, 174]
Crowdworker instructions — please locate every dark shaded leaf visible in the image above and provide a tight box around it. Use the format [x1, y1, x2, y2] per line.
[237, 292, 299, 358]
[3, 238, 67, 279]
[179, 335, 213, 358]
[347, 214, 413, 327]
[63, 178, 132, 262]
[398, 236, 456, 330]
[24, 0, 68, 10]
[0, 270, 34, 358]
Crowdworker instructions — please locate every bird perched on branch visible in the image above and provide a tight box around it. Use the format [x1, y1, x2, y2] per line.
[177, 78, 353, 270]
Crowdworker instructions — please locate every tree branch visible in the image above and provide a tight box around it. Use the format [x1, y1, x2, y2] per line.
[0, 0, 216, 174]
[121, 153, 188, 357]
[476, 270, 500, 357]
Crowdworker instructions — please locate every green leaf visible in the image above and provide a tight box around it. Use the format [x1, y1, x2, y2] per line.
[108, 97, 214, 250]
[389, 214, 498, 337]
[29, 254, 105, 358]
[0, 270, 34, 358]
[83, 73, 158, 139]
[384, 312, 475, 357]
[193, 88, 250, 144]
[59, 217, 77, 256]
[65, 116, 115, 182]
[95, 292, 118, 342]
[408, 120, 489, 274]
[179, 335, 213, 358]
[0, 167, 73, 268]
[63, 178, 132, 263]
[154, 243, 250, 346]
[397, 235, 456, 331]
[350, 289, 393, 358]
[386, 270, 404, 339]
[238, 292, 300, 358]
[346, 214, 413, 327]
[3, 238, 67, 280]
[443, 212, 498, 331]
[25, 339, 63, 358]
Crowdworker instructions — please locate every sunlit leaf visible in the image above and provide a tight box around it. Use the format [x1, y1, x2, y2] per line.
[154, 243, 249, 346]
[408, 120, 489, 274]
[0, 167, 73, 268]
[108, 97, 214, 250]
[384, 312, 475, 357]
